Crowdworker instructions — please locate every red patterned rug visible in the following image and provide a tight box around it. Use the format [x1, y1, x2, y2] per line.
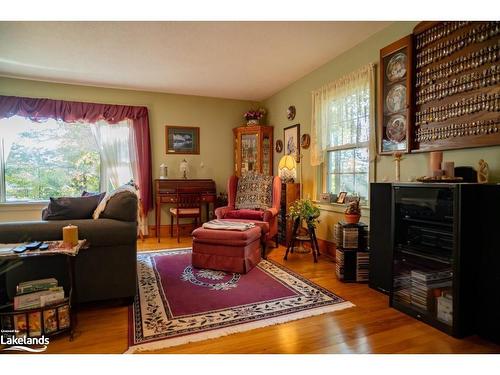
[126, 248, 353, 353]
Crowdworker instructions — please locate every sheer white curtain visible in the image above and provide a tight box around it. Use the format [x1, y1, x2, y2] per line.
[90, 119, 148, 235]
[310, 63, 376, 167]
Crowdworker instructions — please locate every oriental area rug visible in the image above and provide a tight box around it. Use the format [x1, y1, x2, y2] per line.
[126, 248, 353, 353]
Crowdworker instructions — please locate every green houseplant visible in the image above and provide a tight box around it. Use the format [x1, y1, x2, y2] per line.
[288, 199, 320, 227]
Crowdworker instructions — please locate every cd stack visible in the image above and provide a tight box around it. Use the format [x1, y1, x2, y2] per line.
[335, 249, 344, 280]
[342, 227, 359, 249]
[410, 269, 452, 312]
[393, 273, 412, 305]
[334, 221, 369, 283]
[356, 252, 370, 282]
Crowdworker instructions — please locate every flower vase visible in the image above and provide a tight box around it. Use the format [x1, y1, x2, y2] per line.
[246, 119, 259, 126]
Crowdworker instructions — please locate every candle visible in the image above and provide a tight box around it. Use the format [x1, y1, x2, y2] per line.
[443, 161, 455, 177]
[429, 151, 443, 173]
[63, 225, 79, 247]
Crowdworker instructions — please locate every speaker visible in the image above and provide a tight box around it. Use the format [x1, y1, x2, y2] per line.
[476, 184, 500, 344]
[369, 183, 393, 294]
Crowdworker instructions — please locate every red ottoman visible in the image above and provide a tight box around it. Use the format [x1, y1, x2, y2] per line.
[192, 226, 262, 274]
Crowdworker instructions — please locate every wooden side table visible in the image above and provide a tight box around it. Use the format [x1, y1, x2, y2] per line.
[284, 218, 321, 263]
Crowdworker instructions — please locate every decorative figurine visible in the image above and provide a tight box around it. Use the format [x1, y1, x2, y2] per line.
[478, 159, 489, 183]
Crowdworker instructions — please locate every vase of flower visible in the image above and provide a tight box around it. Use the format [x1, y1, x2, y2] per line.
[244, 108, 266, 126]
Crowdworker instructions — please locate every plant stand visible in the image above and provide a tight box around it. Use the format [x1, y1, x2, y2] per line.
[284, 218, 321, 263]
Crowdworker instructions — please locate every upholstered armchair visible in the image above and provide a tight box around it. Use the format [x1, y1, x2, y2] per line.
[215, 175, 281, 248]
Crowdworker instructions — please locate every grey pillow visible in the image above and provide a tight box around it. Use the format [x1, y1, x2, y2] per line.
[81, 191, 106, 202]
[42, 195, 102, 220]
[100, 191, 138, 222]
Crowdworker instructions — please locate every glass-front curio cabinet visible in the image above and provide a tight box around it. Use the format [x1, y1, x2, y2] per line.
[233, 125, 273, 177]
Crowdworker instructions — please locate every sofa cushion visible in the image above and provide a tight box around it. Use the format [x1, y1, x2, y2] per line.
[99, 191, 138, 222]
[235, 173, 273, 210]
[224, 209, 265, 221]
[42, 195, 103, 221]
[82, 191, 106, 202]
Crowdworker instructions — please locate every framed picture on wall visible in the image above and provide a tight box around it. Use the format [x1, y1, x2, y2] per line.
[284, 123, 300, 163]
[165, 126, 200, 154]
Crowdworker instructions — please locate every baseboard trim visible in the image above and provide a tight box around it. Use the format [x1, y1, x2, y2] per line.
[316, 238, 336, 259]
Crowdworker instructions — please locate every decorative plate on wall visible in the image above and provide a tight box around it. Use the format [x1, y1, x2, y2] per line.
[386, 84, 407, 113]
[287, 106, 296, 121]
[300, 134, 311, 149]
[275, 139, 283, 153]
[386, 114, 407, 143]
[386, 52, 407, 82]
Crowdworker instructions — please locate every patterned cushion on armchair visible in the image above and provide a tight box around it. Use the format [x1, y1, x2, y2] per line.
[235, 173, 274, 210]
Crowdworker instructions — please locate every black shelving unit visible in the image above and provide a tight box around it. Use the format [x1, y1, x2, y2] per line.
[389, 183, 481, 338]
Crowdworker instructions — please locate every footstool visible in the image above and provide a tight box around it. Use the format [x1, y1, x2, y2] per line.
[192, 225, 262, 274]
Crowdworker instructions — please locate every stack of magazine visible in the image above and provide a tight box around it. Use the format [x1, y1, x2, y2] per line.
[14, 278, 65, 310]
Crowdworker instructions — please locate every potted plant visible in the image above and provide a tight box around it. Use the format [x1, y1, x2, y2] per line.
[344, 197, 361, 224]
[243, 108, 266, 125]
[288, 199, 320, 228]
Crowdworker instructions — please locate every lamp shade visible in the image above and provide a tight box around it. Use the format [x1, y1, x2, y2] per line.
[278, 155, 296, 182]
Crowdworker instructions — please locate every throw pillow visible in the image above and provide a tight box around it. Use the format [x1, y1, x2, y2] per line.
[100, 191, 138, 222]
[93, 184, 139, 222]
[235, 173, 273, 210]
[42, 195, 103, 220]
[81, 191, 106, 203]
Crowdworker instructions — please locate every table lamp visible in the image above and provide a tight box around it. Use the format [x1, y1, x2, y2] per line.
[278, 154, 297, 183]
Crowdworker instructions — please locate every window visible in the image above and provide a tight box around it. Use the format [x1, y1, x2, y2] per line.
[0, 116, 134, 203]
[326, 87, 370, 202]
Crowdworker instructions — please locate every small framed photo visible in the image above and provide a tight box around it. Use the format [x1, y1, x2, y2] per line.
[43, 309, 58, 334]
[165, 126, 200, 154]
[336, 192, 347, 204]
[14, 313, 27, 338]
[57, 305, 70, 330]
[28, 311, 42, 337]
[284, 123, 300, 163]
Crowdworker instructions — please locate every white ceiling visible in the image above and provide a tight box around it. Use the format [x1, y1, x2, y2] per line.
[0, 21, 391, 101]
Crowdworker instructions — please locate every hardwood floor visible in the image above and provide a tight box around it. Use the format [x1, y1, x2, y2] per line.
[42, 236, 500, 354]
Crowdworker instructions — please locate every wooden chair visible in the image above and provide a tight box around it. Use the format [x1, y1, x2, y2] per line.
[169, 188, 202, 243]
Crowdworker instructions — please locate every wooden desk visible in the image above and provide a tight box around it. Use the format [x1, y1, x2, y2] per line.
[155, 179, 216, 240]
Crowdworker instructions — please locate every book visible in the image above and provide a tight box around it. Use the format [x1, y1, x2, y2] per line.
[14, 287, 65, 310]
[16, 278, 58, 295]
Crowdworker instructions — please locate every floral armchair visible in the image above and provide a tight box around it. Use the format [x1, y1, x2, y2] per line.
[215, 175, 282, 247]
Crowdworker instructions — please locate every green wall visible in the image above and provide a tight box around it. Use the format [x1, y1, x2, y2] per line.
[0, 76, 255, 224]
[263, 21, 500, 242]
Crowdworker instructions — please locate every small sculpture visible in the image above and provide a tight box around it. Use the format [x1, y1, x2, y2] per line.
[478, 159, 489, 183]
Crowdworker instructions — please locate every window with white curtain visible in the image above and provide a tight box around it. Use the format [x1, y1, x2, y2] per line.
[311, 64, 374, 204]
[0, 116, 134, 202]
[326, 86, 370, 201]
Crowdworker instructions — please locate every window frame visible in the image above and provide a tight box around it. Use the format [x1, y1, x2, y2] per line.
[0, 117, 103, 204]
[323, 97, 371, 203]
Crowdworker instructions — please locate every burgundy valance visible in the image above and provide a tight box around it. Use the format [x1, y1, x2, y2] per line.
[0, 95, 153, 213]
